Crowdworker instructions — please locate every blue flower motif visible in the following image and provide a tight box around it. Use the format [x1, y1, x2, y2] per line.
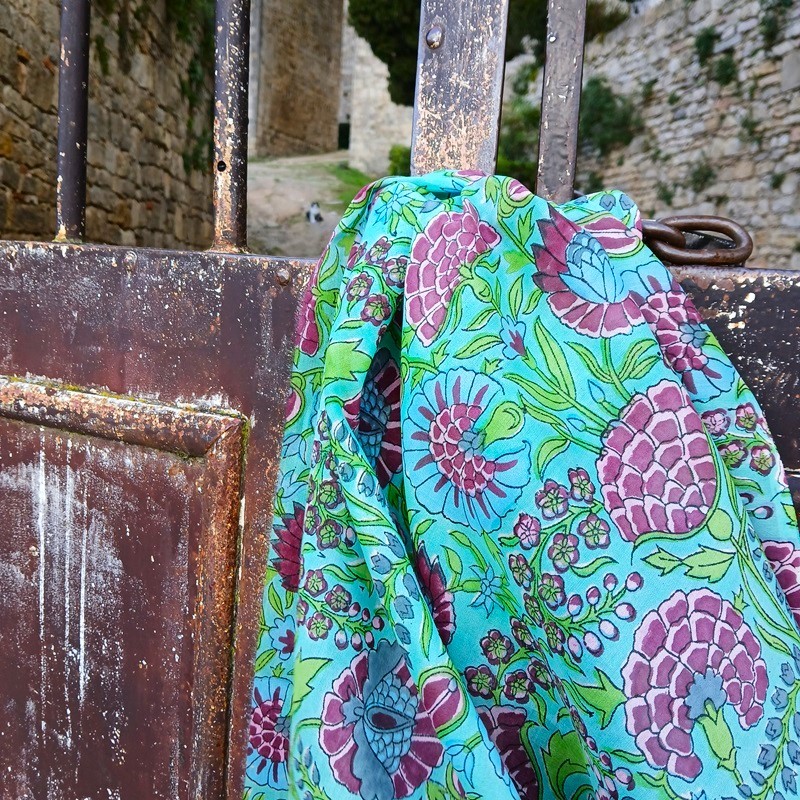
[268, 615, 296, 661]
[685, 668, 727, 719]
[499, 316, 526, 359]
[469, 565, 502, 616]
[405, 369, 530, 531]
[563, 232, 628, 304]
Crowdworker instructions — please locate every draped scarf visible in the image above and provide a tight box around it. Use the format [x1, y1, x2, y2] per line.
[244, 170, 800, 800]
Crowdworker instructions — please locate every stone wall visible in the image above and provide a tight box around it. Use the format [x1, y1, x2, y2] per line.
[574, 0, 800, 269]
[0, 0, 214, 248]
[249, 0, 343, 158]
[348, 33, 413, 176]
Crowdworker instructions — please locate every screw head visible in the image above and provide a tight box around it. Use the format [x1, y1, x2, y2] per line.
[276, 267, 292, 286]
[425, 25, 444, 49]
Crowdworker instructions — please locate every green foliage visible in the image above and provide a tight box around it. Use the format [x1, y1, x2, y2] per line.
[327, 162, 375, 205]
[688, 156, 716, 194]
[667, 91, 680, 105]
[388, 145, 412, 177]
[640, 78, 656, 104]
[93, 35, 111, 76]
[712, 51, 738, 85]
[760, 0, 792, 49]
[90, 0, 214, 173]
[350, 0, 630, 106]
[694, 26, 720, 66]
[771, 172, 786, 190]
[578, 77, 643, 156]
[740, 113, 763, 147]
[656, 182, 675, 206]
[499, 97, 541, 162]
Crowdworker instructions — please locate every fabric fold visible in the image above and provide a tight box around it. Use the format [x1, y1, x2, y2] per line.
[244, 170, 799, 800]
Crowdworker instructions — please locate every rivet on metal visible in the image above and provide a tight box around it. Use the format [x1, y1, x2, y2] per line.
[425, 25, 444, 49]
[276, 268, 292, 286]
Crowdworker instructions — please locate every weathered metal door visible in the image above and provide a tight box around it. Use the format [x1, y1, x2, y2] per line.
[0, 0, 305, 797]
[1, 0, 799, 799]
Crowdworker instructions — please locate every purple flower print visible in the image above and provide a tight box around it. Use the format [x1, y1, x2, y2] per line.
[272, 503, 304, 593]
[701, 409, 731, 438]
[719, 439, 747, 469]
[481, 629, 514, 665]
[406, 370, 530, 531]
[538, 572, 566, 609]
[382, 256, 408, 288]
[622, 589, 768, 780]
[535, 479, 569, 519]
[307, 612, 332, 640]
[640, 285, 735, 401]
[527, 659, 551, 689]
[762, 540, 800, 628]
[544, 621, 566, 654]
[478, 706, 541, 800]
[361, 293, 392, 325]
[548, 533, 580, 572]
[750, 444, 776, 476]
[304, 569, 328, 597]
[597, 380, 718, 542]
[735, 403, 758, 431]
[509, 553, 533, 588]
[532, 211, 660, 338]
[325, 584, 353, 613]
[503, 670, 533, 703]
[569, 467, 595, 501]
[416, 544, 456, 645]
[297, 278, 321, 356]
[247, 677, 290, 789]
[344, 349, 402, 487]
[466, 664, 497, 698]
[578, 514, 611, 549]
[406, 200, 500, 345]
[319, 641, 445, 800]
[346, 272, 373, 301]
[511, 618, 534, 648]
[514, 513, 541, 549]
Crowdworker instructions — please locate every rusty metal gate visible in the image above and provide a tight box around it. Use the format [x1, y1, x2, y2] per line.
[0, 0, 798, 798]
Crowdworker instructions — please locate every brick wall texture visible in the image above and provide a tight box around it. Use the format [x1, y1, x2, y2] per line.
[575, 0, 800, 269]
[0, 0, 213, 249]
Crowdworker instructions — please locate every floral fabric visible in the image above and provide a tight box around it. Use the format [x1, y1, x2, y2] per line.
[244, 170, 800, 800]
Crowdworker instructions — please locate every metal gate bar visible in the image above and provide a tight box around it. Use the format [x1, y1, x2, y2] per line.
[214, 0, 251, 251]
[536, 0, 588, 202]
[55, 0, 91, 242]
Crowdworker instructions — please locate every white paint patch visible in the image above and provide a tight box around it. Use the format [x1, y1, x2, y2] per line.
[35, 445, 47, 738]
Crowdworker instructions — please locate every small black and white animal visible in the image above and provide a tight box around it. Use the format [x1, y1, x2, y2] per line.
[305, 202, 323, 224]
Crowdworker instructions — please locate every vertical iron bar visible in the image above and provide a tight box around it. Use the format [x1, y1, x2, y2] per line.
[411, 0, 510, 175]
[535, 0, 587, 203]
[212, 0, 251, 251]
[55, 0, 91, 242]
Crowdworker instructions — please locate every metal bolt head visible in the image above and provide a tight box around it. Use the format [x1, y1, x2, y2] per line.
[276, 267, 292, 286]
[425, 25, 443, 49]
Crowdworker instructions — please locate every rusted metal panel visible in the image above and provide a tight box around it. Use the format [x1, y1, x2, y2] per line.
[0, 241, 312, 799]
[0, 376, 240, 457]
[55, 0, 91, 242]
[0, 381, 244, 798]
[673, 265, 800, 471]
[213, 0, 251, 251]
[411, 0, 510, 175]
[536, 0, 588, 202]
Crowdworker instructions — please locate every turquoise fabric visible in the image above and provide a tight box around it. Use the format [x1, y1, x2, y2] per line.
[244, 170, 800, 800]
